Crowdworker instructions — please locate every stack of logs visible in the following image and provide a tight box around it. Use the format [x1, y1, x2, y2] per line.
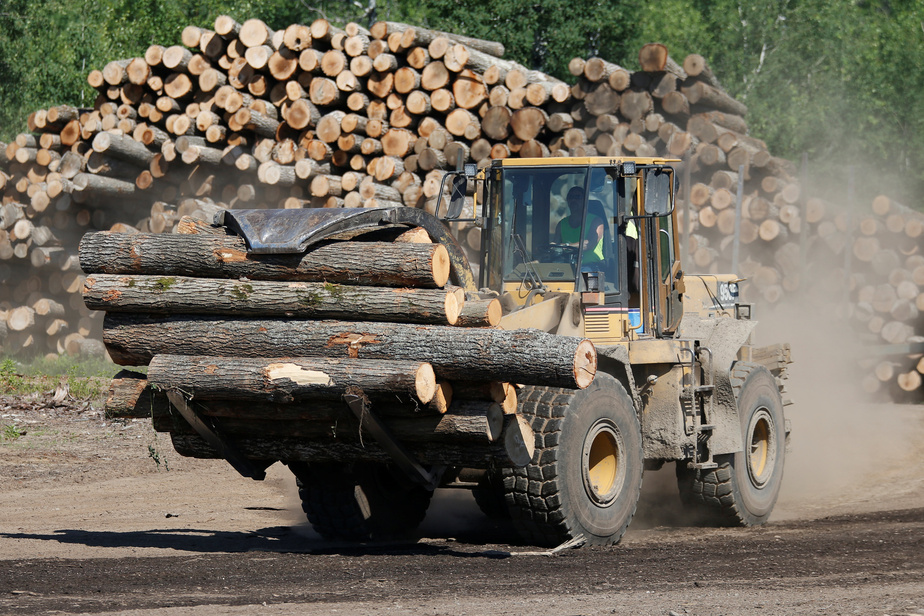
[81, 219, 598, 467]
[838, 195, 924, 398]
[0, 14, 920, 399]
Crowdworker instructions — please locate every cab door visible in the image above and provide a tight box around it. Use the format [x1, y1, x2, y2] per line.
[642, 168, 683, 336]
[655, 212, 683, 334]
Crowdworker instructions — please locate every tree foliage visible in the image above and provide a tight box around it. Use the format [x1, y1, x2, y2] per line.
[1, 0, 922, 202]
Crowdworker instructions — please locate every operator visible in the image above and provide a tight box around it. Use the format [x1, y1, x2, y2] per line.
[554, 186, 604, 263]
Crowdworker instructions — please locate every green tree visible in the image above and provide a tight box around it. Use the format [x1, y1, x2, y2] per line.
[396, 0, 638, 79]
[2, 0, 924, 203]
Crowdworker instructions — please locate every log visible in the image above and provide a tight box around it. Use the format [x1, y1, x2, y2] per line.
[92, 132, 155, 167]
[682, 81, 748, 116]
[398, 25, 505, 58]
[451, 380, 517, 415]
[381, 128, 417, 157]
[452, 69, 488, 109]
[619, 90, 653, 121]
[6, 306, 35, 331]
[389, 400, 504, 443]
[105, 370, 457, 427]
[897, 370, 922, 392]
[148, 355, 438, 405]
[239, 18, 274, 47]
[79, 232, 452, 288]
[695, 110, 748, 134]
[510, 107, 547, 141]
[286, 98, 321, 130]
[582, 57, 622, 83]
[84, 273, 463, 325]
[72, 173, 139, 202]
[102, 314, 597, 389]
[683, 53, 723, 90]
[583, 82, 620, 116]
[637, 43, 670, 72]
[455, 297, 501, 327]
[421, 61, 451, 91]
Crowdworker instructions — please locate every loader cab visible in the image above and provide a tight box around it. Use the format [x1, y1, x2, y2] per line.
[479, 157, 683, 340]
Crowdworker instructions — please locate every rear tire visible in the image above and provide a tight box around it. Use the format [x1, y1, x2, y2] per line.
[290, 462, 433, 541]
[501, 374, 643, 547]
[676, 362, 786, 526]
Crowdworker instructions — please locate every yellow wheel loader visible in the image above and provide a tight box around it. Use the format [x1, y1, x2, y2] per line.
[86, 156, 791, 547]
[445, 156, 791, 545]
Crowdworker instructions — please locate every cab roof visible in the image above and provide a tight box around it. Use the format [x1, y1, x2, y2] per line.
[491, 156, 682, 168]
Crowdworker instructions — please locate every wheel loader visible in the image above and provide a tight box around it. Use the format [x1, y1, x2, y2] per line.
[86, 156, 791, 547]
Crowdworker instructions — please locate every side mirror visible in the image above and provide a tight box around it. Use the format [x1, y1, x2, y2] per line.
[440, 164, 478, 220]
[445, 174, 468, 219]
[644, 168, 673, 217]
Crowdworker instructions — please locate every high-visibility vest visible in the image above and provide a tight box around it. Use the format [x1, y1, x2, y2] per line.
[625, 219, 638, 239]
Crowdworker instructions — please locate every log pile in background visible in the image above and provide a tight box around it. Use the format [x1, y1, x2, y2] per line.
[0, 16, 920, 399]
[81, 222, 597, 468]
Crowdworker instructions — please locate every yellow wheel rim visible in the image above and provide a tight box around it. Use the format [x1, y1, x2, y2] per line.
[582, 419, 625, 506]
[747, 408, 776, 488]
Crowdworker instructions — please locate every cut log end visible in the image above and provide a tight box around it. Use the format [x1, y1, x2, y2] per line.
[444, 292, 461, 326]
[574, 339, 598, 389]
[415, 362, 437, 404]
[505, 414, 536, 467]
[432, 243, 451, 287]
[484, 299, 502, 327]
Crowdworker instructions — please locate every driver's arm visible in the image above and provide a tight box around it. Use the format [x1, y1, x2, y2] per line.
[591, 218, 604, 245]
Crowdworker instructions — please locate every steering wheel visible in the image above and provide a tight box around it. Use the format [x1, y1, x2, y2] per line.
[544, 242, 579, 266]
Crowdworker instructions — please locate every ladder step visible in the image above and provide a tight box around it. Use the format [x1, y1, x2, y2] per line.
[695, 385, 714, 394]
[691, 462, 718, 470]
[698, 424, 715, 432]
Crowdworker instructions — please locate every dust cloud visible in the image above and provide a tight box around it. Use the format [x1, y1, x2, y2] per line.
[633, 293, 924, 529]
[757, 299, 924, 519]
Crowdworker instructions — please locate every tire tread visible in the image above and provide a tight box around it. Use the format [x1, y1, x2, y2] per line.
[678, 362, 779, 526]
[293, 464, 432, 541]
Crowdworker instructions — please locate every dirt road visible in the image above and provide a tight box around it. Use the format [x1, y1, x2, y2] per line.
[1, 392, 923, 616]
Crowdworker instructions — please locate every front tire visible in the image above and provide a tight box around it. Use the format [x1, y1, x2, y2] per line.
[501, 374, 643, 547]
[290, 462, 433, 541]
[677, 362, 786, 526]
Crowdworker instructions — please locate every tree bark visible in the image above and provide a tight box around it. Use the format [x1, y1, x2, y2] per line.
[148, 354, 437, 404]
[84, 273, 462, 324]
[79, 232, 451, 288]
[102, 313, 597, 389]
[682, 81, 748, 116]
[92, 132, 155, 167]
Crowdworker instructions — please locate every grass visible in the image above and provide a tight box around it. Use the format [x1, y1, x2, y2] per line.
[2, 423, 25, 441]
[0, 355, 171, 469]
[0, 355, 123, 402]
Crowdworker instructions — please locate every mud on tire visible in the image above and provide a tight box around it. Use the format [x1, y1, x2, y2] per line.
[676, 362, 786, 526]
[289, 462, 433, 541]
[501, 374, 643, 547]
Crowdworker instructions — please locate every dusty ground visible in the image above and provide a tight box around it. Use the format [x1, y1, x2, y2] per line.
[1, 387, 923, 616]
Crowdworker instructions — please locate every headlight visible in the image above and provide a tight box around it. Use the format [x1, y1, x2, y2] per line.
[718, 281, 739, 306]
